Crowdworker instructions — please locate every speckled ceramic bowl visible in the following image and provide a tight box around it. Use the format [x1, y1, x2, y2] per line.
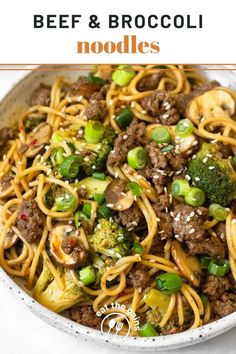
[0, 65, 236, 351]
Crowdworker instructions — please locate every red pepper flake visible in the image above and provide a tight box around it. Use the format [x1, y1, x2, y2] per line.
[29, 139, 37, 146]
[68, 237, 76, 249]
[20, 212, 28, 221]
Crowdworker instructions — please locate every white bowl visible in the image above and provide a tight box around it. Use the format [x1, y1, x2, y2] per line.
[0, 65, 236, 351]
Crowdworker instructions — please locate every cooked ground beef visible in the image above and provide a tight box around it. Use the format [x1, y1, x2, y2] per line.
[187, 237, 225, 259]
[0, 127, 15, 152]
[69, 77, 100, 99]
[214, 222, 227, 243]
[90, 83, 110, 101]
[212, 293, 236, 318]
[140, 91, 180, 125]
[144, 142, 187, 194]
[16, 199, 43, 243]
[127, 269, 150, 289]
[153, 204, 173, 240]
[218, 142, 232, 159]
[115, 203, 144, 231]
[172, 204, 208, 243]
[107, 121, 147, 166]
[137, 72, 163, 92]
[150, 237, 165, 256]
[202, 275, 231, 300]
[84, 100, 108, 120]
[192, 81, 220, 95]
[0, 173, 12, 193]
[172, 204, 225, 258]
[30, 84, 51, 106]
[70, 305, 102, 329]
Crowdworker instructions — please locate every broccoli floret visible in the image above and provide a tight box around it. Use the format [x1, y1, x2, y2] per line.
[33, 262, 90, 313]
[89, 218, 133, 259]
[187, 143, 236, 206]
[80, 141, 111, 176]
[146, 309, 161, 328]
[103, 125, 117, 146]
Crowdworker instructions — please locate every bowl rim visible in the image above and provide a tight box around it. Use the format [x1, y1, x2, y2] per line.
[0, 65, 236, 351]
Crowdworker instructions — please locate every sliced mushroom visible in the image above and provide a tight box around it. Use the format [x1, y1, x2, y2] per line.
[187, 89, 235, 125]
[171, 240, 201, 287]
[49, 224, 89, 269]
[25, 122, 52, 158]
[104, 179, 134, 211]
[0, 205, 18, 249]
[4, 230, 18, 249]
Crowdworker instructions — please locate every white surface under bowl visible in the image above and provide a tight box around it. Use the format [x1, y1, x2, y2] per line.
[0, 65, 236, 352]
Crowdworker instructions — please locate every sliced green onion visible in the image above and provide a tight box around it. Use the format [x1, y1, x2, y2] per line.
[127, 146, 147, 170]
[133, 242, 144, 255]
[84, 121, 105, 144]
[161, 145, 174, 152]
[60, 155, 80, 179]
[208, 259, 230, 277]
[82, 203, 92, 218]
[92, 172, 106, 180]
[155, 273, 182, 294]
[74, 211, 90, 229]
[232, 155, 236, 166]
[50, 147, 65, 168]
[200, 256, 211, 269]
[209, 203, 228, 221]
[87, 75, 105, 86]
[97, 203, 114, 219]
[151, 127, 171, 144]
[175, 119, 194, 138]
[200, 294, 208, 306]
[112, 65, 136, 86]
[139, 322, 158, 337]
[79, 265, 96, 285]
[55, 190, 76, 211]
[171, 179, 190, 197]
[127, 181, 143, 197]
[115, 107, 133, 129]
[184, 187, 206, 207]
[93, 193, 105, 205]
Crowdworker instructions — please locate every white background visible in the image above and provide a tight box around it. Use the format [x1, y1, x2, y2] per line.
[0, 0, 235, 63]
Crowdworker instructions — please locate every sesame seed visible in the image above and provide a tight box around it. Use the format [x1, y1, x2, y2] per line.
[83, 157, 90, 162]
[44, 146, 49, 150]
[197, 209, 202, 215]
[170, 212, 174, 217]
[211, 139, 218, 144]
[106, 204, 114, 208]
[185, 174, 191, 181]
[156, 217, 161, 222]
[190, 211, 195, 218]
[123, 135, 128, 140]
[109, 99, 113, 106]
[131, 102, 135, 108]
[162, 114, 169, 119]
[203, 157, 208, 163]
[175, 234, 180, 239]
[47, 169, 52, 175]
[206, 154, 212, 157]
[195, 177, 200, 181]
[92, 165, 96, 170]
[158, 230, 164, 234]
[77, 95, 83, 102]
[192, 141, 198, 146]
[97, 224, 101, 230]
[232, 219, 236, 224]
[189, 228, 195, 234]
[208, 166, 215, 170]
